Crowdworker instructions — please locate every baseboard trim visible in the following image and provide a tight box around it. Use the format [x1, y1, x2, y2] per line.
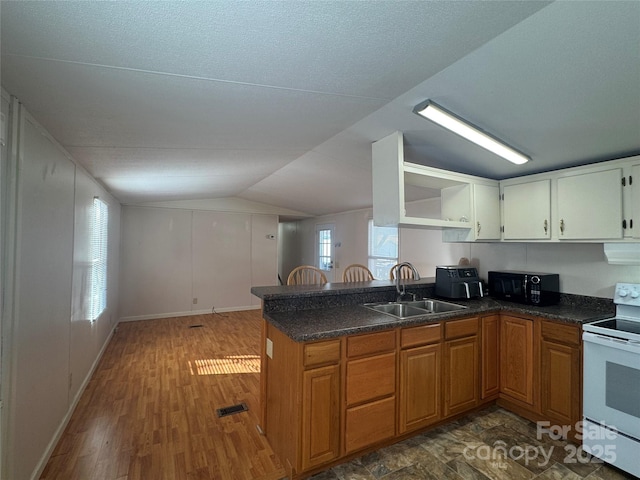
[119, 305, 261, 322]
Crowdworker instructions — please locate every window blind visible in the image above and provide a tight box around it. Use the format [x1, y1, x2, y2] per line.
[90, 197, 108, 321]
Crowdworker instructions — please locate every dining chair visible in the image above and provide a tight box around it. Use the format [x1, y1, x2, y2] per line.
[342, 264, 375, 282]
[287, 265, 328, 285]
[389, 263, 418, 280]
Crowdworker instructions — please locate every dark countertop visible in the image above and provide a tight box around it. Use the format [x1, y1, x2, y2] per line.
[260, 291, 615, 343]
[252, 278, 436, 300]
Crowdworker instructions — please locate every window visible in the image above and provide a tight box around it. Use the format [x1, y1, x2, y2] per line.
[90, 197, 108, 321]
[368, 220, 398, 279]
[317, 226, 333, 270]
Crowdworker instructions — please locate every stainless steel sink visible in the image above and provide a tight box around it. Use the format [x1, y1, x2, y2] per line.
[363, 303, 431, 318]
[362, 298, 467, 319]
[404, 299, 468, 313]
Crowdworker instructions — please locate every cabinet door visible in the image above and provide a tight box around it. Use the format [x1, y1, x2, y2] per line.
[302, 365, 340, 470]
[633, 164, 640, 239]
[443, 335, 479, 417]
[474, 184, 501, 240]
[399, 344, 441, 433]
[346, 352, 395, 406]
[502, 180, 551, 239]
[540, 340, 581, 432]
[345, 396, 396, 454]
[500, 316, 534, 405]
[557, 168, 623, 239]
[481, 316, 500, 399]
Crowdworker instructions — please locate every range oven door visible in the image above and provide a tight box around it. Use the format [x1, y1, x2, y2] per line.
[583, 331, 640, 476]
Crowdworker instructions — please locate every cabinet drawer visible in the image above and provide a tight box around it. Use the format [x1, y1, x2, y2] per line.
[445, 317, 479, 339]
[345, 396, 396, 453]
[346, 352, 396, 406]
[541, 320, 580, 346]
[401, 323, 441, 348]
[347, 330, 396, 358]
[303, 339, 341, 368]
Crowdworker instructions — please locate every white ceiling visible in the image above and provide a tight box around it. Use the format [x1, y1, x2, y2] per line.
[2, 1, 639, 218]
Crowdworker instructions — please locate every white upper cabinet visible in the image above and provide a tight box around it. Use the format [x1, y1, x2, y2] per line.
[441, 183, 501, 242]
[502, 180, 551, 240]
[372, 131, 500, 238]
[629, 163, 639, 239]
[374, 131, 637, 243]
[501, 158, 635, 242]
[556, 168, 623, 240]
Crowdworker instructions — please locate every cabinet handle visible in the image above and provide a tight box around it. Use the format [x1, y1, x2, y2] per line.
[560, 219, 565, 235]
[543, 219, 548, 234]
[477, 222, 481, 236]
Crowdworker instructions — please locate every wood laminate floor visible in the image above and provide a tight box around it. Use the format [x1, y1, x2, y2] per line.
[41, 311, 636, 480]
[41, 310, 285, 480]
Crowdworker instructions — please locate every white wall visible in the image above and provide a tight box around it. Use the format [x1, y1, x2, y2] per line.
[1, 99, 120, 480]
[119, 206, 278, 320]
[0, 89, 10, 479]
[290, 208, 372, 282]
[278, 221, 301, 285]
[288, 200, 640, 298]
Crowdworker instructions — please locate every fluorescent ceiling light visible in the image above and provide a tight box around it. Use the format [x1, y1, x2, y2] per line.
[414, 100, 530, 165]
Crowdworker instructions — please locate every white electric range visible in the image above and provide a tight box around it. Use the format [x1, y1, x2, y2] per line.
[582, 282, 640, 478]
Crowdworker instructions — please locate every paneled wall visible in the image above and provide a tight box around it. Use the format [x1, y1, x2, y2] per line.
[289, 201, 640, 298]
[119, 206, 278, 321]
[1, 97, 121, 480]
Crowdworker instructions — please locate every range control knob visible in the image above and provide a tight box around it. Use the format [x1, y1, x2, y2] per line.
[618, 288, 629, 297]
[631, 290, 640, 299]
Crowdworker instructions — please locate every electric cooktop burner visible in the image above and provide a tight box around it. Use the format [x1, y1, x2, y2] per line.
[582, 283, 640, 342]
[589, 318, 640, 336]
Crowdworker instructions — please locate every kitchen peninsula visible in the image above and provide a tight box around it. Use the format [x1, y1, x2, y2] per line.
[251, 280, 614, 480]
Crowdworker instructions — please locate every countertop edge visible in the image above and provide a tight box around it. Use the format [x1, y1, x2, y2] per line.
[263, 298, 614, 343]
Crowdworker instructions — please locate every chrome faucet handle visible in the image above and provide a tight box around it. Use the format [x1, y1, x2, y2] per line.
[396, 291, 417, 303]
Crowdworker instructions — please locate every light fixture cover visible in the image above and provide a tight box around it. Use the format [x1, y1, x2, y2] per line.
[414, 100, 530, 165]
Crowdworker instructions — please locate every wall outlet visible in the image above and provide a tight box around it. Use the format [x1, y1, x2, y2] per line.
[266, 338, 273, 359]
[192, 297, 198, 304]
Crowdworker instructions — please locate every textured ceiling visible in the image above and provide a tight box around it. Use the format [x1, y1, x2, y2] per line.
[2, 1, 639, 217]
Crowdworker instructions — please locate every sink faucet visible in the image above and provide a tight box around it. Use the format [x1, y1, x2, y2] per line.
[395, 262, 420, 302]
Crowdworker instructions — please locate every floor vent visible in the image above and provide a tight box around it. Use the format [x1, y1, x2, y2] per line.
[216, 403, 248, 417]
[188, 324, 204, 329]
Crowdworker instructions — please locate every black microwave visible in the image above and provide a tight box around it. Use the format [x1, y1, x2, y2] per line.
[488, 271, 560, 306]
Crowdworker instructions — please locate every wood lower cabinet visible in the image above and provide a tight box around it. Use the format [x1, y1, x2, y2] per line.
[540, 320, 582, 439]
[302, 364, 340, 470]
[345, 351, 395, 406]
[481, 315, 500, 399]
[443, 317, 479, 417]
[345, 396, 396, 453]
[344, 330, 396, 453]
[262, 311, 584, 478]
[262, 324, 341, 478]
[399, 323, 442, 433]
[500, 315, 534, 406]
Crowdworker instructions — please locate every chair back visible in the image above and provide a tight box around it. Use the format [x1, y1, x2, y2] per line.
[287, 266, 328, 285]
[342, 264, 374, 282]
[389, 264, 417, 280]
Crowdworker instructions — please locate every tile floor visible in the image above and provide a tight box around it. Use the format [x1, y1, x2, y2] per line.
[308, 407, 637, 480]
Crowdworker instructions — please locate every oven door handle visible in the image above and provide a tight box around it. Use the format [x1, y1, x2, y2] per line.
[583, 331, 640, 353]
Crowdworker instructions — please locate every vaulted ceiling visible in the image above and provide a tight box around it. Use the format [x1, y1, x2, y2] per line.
[2, 1, 639, 217]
